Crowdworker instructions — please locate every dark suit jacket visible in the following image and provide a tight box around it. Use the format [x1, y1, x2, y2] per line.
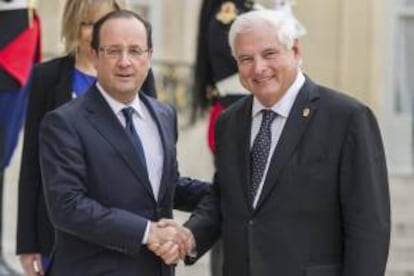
[185, 77, 391, 276]
[16, 55, 158, 256]
[38, 85, 206, 276]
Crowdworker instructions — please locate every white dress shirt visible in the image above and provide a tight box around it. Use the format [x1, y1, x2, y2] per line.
[250, 71, 305, 207]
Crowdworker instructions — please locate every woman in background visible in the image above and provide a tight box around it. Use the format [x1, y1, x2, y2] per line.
[16, 1, 157, 275]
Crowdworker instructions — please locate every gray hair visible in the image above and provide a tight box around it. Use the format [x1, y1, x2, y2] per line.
[228, 9, 306, 56]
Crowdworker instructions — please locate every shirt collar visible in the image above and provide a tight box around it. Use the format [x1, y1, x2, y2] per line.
[251, 70, 305, 119]
[96, 82, 145, 119]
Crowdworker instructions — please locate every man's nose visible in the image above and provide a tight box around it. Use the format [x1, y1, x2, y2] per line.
[117, 51, 132, 66]
[252, 58, 266, 74]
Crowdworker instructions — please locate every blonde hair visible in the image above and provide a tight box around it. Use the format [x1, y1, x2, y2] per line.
[61, 0, 127, 55]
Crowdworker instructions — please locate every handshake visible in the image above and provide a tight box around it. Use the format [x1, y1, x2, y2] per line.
[147, 219, 195, 265]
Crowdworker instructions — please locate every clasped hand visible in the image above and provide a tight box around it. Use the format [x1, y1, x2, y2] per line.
[147, 219, 195, 265]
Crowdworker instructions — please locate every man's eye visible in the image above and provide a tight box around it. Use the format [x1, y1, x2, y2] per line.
[264, 51, 277, 58]
[129, 49, 142, 56]
[238, 57, 253, 64]
[107, 49, 122, 56]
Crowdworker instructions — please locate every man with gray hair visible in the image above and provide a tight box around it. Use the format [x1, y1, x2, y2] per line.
[153, 9, 390, 276]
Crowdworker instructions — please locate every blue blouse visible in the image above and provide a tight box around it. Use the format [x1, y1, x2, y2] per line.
[72, 68, 96, 98]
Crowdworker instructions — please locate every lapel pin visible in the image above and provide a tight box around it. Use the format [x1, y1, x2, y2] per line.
[302, 108, 310, 118]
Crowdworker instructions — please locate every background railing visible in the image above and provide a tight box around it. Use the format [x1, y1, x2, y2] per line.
[152, 59, 195, 125]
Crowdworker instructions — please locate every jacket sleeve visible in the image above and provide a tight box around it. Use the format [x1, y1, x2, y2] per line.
[183, 182, 221, 264]
[182, 113, 225, 263]
[16, 65, 49, 254]
[339, 105, 390, 276]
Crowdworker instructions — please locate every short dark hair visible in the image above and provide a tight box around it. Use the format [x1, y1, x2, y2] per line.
[91, 9, 152, 51]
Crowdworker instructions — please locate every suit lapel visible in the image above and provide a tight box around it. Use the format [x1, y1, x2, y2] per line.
[255, 79, 320, 210]
[83, 86, 154, 199]
[235, 97, 255, 212]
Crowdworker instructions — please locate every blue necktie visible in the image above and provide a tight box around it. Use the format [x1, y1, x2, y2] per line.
[250, 109, 277, 203]
[121, 107, 148, 171]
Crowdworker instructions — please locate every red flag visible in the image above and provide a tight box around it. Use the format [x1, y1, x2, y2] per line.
[0, 11, 41, 88]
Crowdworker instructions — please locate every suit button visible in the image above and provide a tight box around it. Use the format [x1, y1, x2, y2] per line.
[249, 219, 254, 225]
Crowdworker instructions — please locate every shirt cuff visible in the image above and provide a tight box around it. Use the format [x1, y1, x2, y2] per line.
[188, 249, 197, 258]
[142, 221, 150, 244]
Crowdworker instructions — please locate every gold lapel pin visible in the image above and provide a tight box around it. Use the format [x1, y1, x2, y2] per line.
[302, 108, 310, 118]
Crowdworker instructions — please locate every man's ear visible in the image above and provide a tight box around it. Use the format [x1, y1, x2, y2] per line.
[292, 39, 301, 58]
[147, 48, 153, 60]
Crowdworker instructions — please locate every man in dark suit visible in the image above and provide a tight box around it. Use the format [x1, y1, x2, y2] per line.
[154, 9, 391, 276]
[38, 10, 207, 276]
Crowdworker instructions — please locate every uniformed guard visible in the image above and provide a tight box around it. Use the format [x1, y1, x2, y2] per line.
[193, 0, 259, 153]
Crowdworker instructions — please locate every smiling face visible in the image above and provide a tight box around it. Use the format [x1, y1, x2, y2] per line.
[234, 23, 301, 107]
[92, 16, 152, 104]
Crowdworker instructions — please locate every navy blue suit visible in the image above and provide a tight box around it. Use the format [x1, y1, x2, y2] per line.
[39, 85, 207, 276]
[17, 56, 158, 257]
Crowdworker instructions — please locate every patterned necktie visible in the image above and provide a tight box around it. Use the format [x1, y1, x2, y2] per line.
[121, 107, 148, 171]
[250, 109, 277, 203]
